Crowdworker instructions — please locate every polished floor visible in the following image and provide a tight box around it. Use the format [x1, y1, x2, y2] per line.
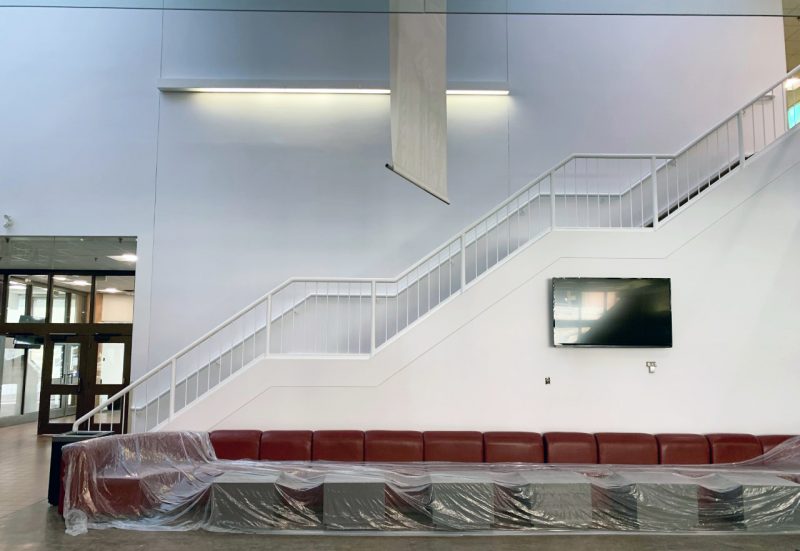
[1, 423, 799, 551]
[0, 422, 51, 518]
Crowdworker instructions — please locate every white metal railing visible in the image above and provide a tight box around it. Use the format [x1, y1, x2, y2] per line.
[75, 65, 800, 434]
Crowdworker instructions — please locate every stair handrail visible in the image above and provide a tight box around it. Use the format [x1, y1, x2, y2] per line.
[671, 64, 800, 160]
[73, 64, 800, 432]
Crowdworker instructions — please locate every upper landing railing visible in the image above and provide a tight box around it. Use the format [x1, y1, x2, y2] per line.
[73, 65, 800, 434]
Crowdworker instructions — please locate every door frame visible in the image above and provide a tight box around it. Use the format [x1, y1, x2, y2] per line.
[0, 269, 136, 432]
[22, 324, 133, 435]
[38, 333, 91, 435]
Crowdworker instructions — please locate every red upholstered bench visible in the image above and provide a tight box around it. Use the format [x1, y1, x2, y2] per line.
[61, 430, 796, 519]
[544, 432, 598, 464]
[758, 435, 795, 454]
[656, 434, 710, 464]
[365, 431, 424, 462]
[423, 431, 484, 462]
[209, 430, 261, 460]
[313, 430, 365, 461]
[484, 432, 544, 463]
[60, 432, 216, 517]
[596, 433, 659, 465]
[706, 434, 763, 464]
[260, 430, 313, 461]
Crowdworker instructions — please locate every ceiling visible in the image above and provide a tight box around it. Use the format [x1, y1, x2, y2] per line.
[0, 237, 137, 272]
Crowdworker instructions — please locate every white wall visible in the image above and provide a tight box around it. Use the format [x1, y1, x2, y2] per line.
[0, 5, 786, 381]
[164, 126, 800, 434]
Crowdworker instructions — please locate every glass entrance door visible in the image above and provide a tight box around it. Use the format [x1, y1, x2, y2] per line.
[37, 332, 131, 434]
[39, 334, 89, 434]
[0, 334, 44, 424]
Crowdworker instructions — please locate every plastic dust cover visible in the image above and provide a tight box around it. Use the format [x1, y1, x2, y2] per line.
[62, 433, 800, 535]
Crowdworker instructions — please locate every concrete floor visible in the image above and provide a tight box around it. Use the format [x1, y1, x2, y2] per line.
[2, 423, 800, 551]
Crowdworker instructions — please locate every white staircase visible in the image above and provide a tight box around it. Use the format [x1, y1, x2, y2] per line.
[74, 66, 800, 434]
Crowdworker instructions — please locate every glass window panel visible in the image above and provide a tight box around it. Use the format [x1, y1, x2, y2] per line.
[48, 394, 78, 424]
[51, 276, 91, 323]
[50, 288, 68, 323]
[23, 345, 43, 415]
[30, 280, 48, 322]
[0, 336, 24, 418]
[51, 343, 81, 386]
[5, 276, 28, 324]
[96, 343, 125, 385]
[94, 276, 135, 323]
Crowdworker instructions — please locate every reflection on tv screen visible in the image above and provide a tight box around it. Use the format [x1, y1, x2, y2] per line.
[553, 278, 672, 347]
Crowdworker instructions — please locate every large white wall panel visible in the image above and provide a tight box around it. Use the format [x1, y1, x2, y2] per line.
[0, 8, 161, 235]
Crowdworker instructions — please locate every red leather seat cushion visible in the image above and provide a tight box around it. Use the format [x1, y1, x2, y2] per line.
[595, 433, 658, 465]
[706, 434, 762, 464]
[484, 432, 544, 463]
[209, 430, 261, 460]
[260, 430, 312, 461]
[544, 432, 597, 464]
[656, 434, 710, 464]
[757, 435, 795, 454]
[423, 431, 483, 462]
[312, 431, 364, 461]
[365, 431, 423, 462]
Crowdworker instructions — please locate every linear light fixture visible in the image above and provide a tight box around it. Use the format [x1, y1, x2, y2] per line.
[158, 79, 509, 96]
[179, 88, 509, 96]
[108, 254, 138, 263]
[445, 89, 509, 96]
[182, 87, 392, 95]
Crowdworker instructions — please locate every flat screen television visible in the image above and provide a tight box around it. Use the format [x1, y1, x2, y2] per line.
[552, 278, 672, 347]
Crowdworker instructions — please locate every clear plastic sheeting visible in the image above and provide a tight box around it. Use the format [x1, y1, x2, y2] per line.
[62, 433, 800, 535]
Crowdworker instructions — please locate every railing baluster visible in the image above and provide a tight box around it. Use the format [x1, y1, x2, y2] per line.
[301, 282, 306, 354]
[169, 358, 176, 420]
[584, 158, 590, 227]
[344, 282, 350, 354]
[651, 156, 658, 229]
[572, 160, 578, 227]
[370, 281, 376, 354]
[549, 172, 556, 229]
[737, 110, 746, 167]
[594, 159, 600, 227]
[266, 295, 272, 356]
[383, 283, 388, 346]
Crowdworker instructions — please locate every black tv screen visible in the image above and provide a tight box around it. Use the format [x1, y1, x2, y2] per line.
[552, 278, 672, 347]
